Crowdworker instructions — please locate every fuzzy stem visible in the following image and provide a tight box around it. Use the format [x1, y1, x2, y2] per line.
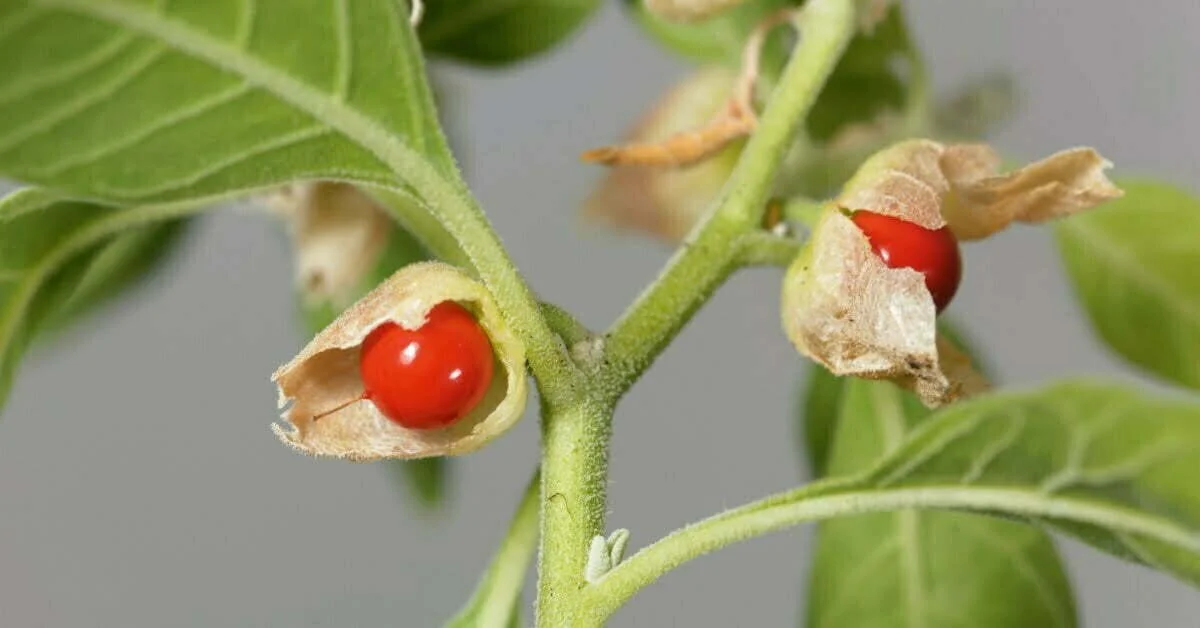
[536, 399, 615, 628]
[531, 1, 858, 625]
[598, 0, 857, 402]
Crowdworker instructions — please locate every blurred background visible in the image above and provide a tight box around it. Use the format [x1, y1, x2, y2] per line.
[1, 1, 1198, 626]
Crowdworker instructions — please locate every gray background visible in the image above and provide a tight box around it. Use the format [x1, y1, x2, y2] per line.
[2, 1, 1198, 626]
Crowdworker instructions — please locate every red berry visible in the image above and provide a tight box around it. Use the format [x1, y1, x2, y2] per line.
[359, 302, 495, 430]
[850, 210, 962, 313]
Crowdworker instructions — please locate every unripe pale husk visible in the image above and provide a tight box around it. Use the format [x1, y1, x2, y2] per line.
[783, 140, 1120, 406]
[272, 262, 528, 460]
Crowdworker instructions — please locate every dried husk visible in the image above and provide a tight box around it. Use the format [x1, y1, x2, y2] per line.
[837, 139, 1122, 240]
[781, 207, 982, 406]
[939, 144, 1123, 240]
[783, 139, 1121, 406]
[644, 0, 750, 22]
[272, 262, 528, 460]
[583, 67, 742, 242]
[264, 182, 391, 308]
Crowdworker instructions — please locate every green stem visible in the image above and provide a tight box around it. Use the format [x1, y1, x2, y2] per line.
[529, 2, 858, 624]
[579, 481, 1200, 619]
[536, 399, 616, 628]
[447, 470, 541, 628]
[734, 232, 804, 268]
[598, 0, 857, 400]
[539, 301, 594, 350]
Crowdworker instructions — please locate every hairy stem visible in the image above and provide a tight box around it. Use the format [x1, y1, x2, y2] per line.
[536, 399, 615, 628]
[533, 1, 857, 624]
[579, 481, 1200, 619]
[598, 0, 857, 401]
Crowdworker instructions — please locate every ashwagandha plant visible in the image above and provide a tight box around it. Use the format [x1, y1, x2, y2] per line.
[1, 0, 1198, 625]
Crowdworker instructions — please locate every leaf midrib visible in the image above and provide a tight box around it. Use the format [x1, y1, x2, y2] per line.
[36, 0, 451, 201]
[871, 384, 926, 628]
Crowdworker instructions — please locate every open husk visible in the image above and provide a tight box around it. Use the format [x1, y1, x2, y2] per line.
[272, 262, 528, 460]
[782, 139, 1121, 406]
[782, 207, 984, 406]
[838, 140, 1122, 240]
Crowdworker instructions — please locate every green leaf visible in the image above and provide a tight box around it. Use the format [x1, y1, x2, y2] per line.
[0, 187, 199, 409]
[799, 319, 988, 477]
[805, 3, 912, 142]
[420, 0, 602, 66]
[0, 0, 455, 204]
[1056, 180, 1200, 391]
[446, 470, 539, 628]
[864, 381, 1200, 584]
[621, 0, 793, 63]
[590, 382, 1200, 614]
[39, 216, 188, 336]
[807, 379, 1077, 628]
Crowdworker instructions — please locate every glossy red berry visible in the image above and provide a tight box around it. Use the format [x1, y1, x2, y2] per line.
[850, 210, 962, 313]
[359, 302, 495, 430]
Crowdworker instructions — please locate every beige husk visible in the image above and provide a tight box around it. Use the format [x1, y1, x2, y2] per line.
[784, 140, 1121, 406]
[837, 140, 1123, 240]
[271, 262, 528, 460]
[263, 182, 391, 308]
[782, 208, 984, 406]
[583, 67, 743, 242]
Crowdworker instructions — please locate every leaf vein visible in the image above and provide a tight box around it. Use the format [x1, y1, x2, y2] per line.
[0, 32, 135, 106]
[898, 510, 926, 628]
[0, 43, 165, 155]
[235, 0, 256, 48]
[953, 523, 1074, 628]
[333, 0, 352, 100]
[37, 0, 438, 195]
[1062, 219, 1200, 327]
[88, 125, 333, 198]
[812, 541, 899, 628]
[877, 411, 988, 486]
[32, 81, 255, 177]
[961, 411, 1027, 484]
